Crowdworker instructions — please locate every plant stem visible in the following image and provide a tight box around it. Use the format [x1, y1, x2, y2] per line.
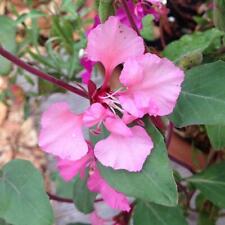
[47, 192, 103, 203]
[166, 121, 174, 147]
[47, 192, 74, 203]
[0, 46, 89, 99]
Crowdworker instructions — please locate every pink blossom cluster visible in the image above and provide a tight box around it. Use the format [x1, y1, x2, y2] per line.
[38, 15, 184, 222]
[116, 0, 168, 29]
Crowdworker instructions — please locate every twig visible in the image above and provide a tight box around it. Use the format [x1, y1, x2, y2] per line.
[0, 46, 89, 99]
[47, 192, 103, 204]
[47, 192, 74, 203]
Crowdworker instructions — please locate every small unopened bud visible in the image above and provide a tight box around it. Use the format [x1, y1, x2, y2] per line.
[178, 51, 203, 70]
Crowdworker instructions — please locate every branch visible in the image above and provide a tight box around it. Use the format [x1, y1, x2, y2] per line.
[0, 46, 89, 99]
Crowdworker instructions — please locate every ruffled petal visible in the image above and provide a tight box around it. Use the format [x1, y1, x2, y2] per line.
[88, 169, 130, 212]
[39, 102, 88, 160]
[94, 126, 153, 172]
[119, 53, 184, 117]
[86, 16, 144, 74]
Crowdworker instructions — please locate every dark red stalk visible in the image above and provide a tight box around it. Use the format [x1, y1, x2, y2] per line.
[47, 192, 74, 203]
[0, 46, 89, 99]
[166, 121, 174, 147]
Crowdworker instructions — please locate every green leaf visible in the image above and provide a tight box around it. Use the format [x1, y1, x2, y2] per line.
[187, 162, 225, 208]
[0, 218, 13, 225]
[73, 173, 96, 214]
[133, 202, 188, 225]
[0, 160, 53, 225]
[206, 125, 225, 150]
[141, 15, 155, 41]
[98, 0, 114, 22]
[98, 121, 178, 206]
[0, 16, 17, 75]
[163, 28, 224, 62]
[198, 212, 217, 225]
[51, 172, 74, 199]
[170, 61, 225, 127]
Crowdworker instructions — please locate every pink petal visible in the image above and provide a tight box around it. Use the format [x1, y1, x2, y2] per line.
[86, 16, 144, 74]
[119, 53, 184, 117]
[103, 116, 132, 136]
[38, 102, 88, 160]
[88, 169, 130, 212]
[90, 212, 105, 225]
[83, 103, 107, 127]
[80, 57, 94, 84]
[119, 57, 144, 86]
[57, 150, 93, 181]
[94, 126, 153, 172]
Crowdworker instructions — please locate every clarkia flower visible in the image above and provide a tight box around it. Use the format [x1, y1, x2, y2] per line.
[38, 16, 184, 212]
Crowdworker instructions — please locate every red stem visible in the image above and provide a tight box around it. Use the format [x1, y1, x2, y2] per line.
[166, 121, 174, 147]
[0, 46, 89, 99]
[47, 192, 74, 203]
[47, 192, 103, 204]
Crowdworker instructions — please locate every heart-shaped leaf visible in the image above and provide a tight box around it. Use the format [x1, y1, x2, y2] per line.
[0, 160, 53, 225]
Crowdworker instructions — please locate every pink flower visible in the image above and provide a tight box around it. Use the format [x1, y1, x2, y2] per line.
[38, 102, 88, 161]
[38, 15, 184, 213]
[39, 16, 183, 173]
[88, 168, 130, 212]
[116, 0, 168, 29]
[118, 53, 184, 117]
